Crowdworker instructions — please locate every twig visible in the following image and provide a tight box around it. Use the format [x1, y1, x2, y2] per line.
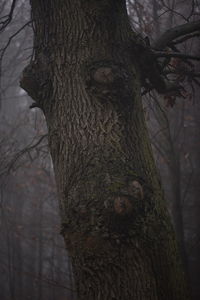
[4, 134, 48, 176]
[154, 51, 200, 61]
[153, 20, 200, 50]
[0, 0, 17, 32]
[0, 20, 32, 63]
[171, 32, 200, 45]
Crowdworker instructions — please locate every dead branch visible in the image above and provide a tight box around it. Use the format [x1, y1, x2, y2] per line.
[154, 51, 200, 61]
[153, 20, 200, 50]
[0, 0, 17, 32]
[170, 32, 200, 45]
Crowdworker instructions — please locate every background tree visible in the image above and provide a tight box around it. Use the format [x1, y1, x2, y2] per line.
[0, 1, 74, 299]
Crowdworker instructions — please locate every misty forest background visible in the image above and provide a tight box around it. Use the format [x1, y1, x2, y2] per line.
[0, 0, 200, 299]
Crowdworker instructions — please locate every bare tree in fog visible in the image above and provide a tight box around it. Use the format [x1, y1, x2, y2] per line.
[0, 1, 75, 300]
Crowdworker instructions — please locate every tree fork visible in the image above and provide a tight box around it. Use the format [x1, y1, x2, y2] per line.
[21, 1, 190, 299]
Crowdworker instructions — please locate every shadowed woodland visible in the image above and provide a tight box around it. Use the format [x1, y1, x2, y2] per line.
[0, 0, 200, 299]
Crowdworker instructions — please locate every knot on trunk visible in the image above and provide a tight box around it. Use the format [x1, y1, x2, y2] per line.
[20, 62, 39, 101]
[114, 195, 133, 216]
[85, 61, 132, 104]
[20, 61, 51, 108]
[93, 67, 114, 84]
[113, 180, 144, 216]
[128, 180, 144, 200]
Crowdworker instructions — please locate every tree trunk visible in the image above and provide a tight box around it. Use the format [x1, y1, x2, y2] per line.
[21, 1, 189, 299]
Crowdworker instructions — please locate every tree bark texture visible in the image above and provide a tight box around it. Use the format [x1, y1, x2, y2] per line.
[21, 1, 190, 299]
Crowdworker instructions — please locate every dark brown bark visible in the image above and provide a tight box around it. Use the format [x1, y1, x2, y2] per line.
[21, 1, 190, 299]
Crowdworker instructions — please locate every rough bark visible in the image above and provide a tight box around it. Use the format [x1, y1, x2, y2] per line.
[21, 1, 190, 299]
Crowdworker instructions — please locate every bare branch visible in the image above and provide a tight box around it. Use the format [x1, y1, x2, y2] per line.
[0, 260, 75, 292]
[153, 20, 200, 50]
[0, 0, 17, 32]
[154, 51, 200, 61]
[0, 134, 48, 178]
[0, 21, 32, 63]
[171, 32, 200, 45]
